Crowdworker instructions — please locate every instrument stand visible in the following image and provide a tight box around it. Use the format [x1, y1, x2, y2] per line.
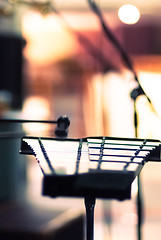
[84, 197, 96, 240]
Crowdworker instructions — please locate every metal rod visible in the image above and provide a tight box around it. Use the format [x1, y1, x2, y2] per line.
[133, 99, 143, 240]
[0, 119, 57, 124]
[137, 175, 143, 240]
[84, 197, 96, 240]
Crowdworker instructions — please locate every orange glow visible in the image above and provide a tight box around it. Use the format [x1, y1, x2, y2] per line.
[22, 96, 50, 134]
[22, 11, 77, 65]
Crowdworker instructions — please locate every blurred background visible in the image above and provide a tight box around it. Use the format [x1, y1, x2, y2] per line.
[0, 0, 161, 239]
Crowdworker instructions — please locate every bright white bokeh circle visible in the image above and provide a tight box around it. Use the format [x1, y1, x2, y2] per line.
[118, 4, 140, 24]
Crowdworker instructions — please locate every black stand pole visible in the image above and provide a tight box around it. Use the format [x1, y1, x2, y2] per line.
[84, 197, 96, 240]
[137, 174, 143, 240]
[131, 96, 143, 240]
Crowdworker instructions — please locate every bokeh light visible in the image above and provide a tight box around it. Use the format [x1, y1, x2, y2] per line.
[118, 4, 140, 24]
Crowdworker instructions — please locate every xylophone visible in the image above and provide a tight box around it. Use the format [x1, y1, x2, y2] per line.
[20, 136, 161, 200]
[20, 136, 161, 240]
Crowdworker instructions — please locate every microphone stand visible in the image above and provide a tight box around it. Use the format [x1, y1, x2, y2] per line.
[130, 87, 145, 240]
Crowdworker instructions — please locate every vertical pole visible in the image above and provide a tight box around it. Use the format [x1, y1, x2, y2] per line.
[137, 175, 143, 240]
[134, 99, 143, 240]
[84, 197, 96, 240]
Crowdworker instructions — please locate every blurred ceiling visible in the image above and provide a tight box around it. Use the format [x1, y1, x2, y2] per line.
[54, 0, 161, 13]
[3, 0, 161, 14]
[41, 0, 161, 14]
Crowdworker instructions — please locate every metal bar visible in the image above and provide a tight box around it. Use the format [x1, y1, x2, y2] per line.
[84, 197, 96, 240]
